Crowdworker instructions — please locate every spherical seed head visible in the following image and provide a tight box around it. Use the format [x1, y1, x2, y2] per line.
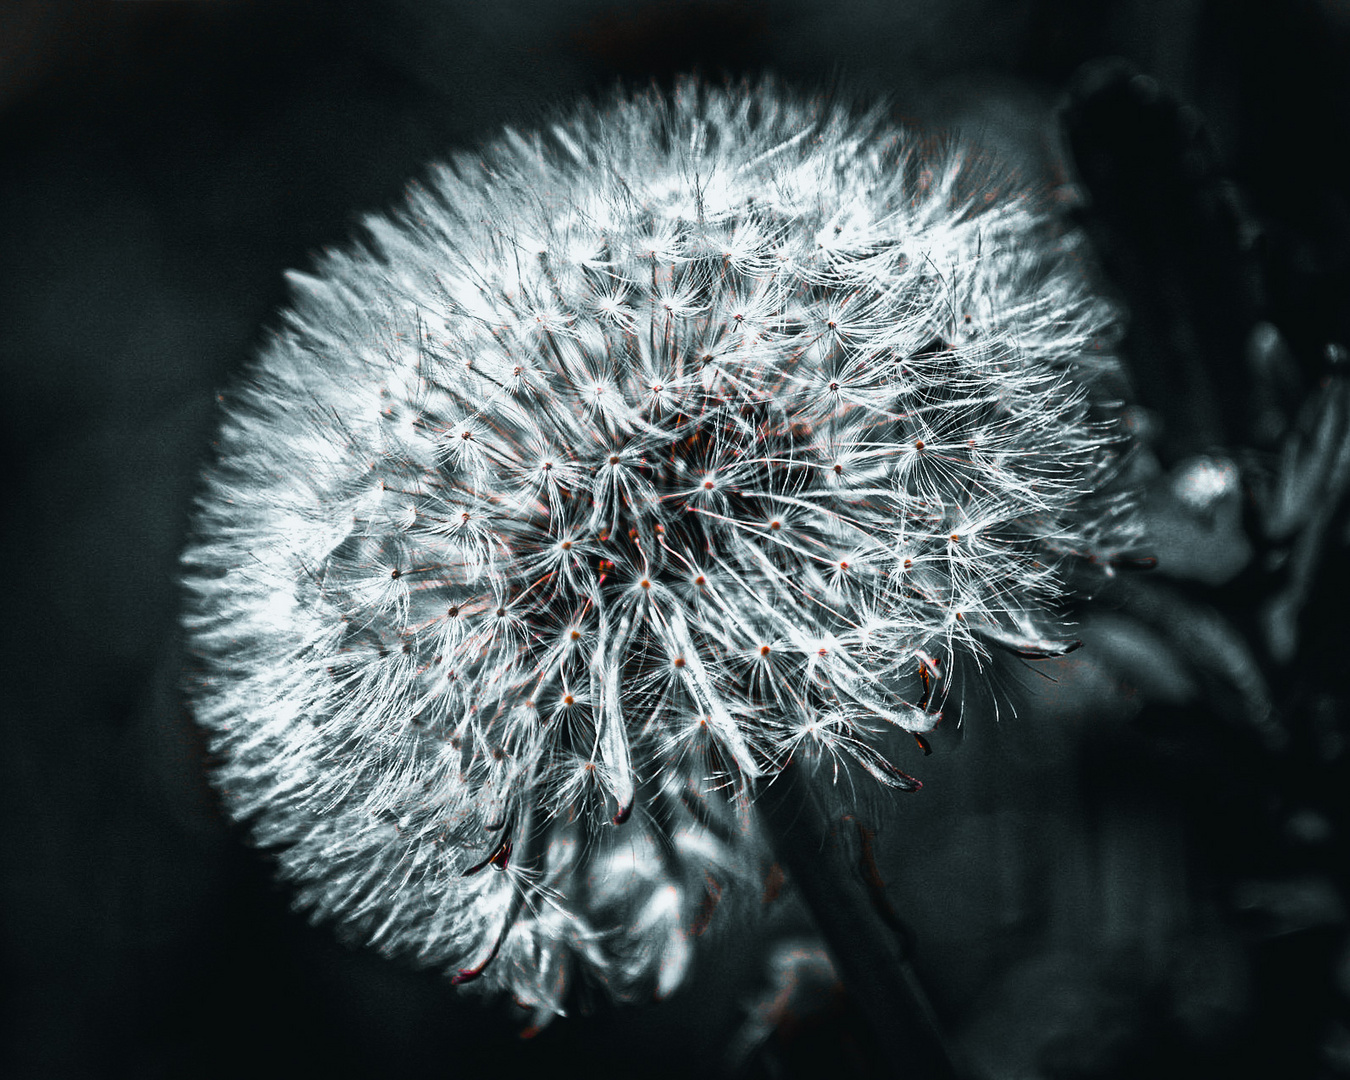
[181, 77, 1134, 1018]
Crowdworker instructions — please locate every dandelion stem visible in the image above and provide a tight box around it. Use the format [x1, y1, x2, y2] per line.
[755, 762, 963, 1079]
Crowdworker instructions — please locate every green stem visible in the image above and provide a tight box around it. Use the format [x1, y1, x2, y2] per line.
[754, 760, 963, 1079]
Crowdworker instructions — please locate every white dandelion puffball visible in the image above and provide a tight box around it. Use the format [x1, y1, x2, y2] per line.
[182, 77, 1131, 1019]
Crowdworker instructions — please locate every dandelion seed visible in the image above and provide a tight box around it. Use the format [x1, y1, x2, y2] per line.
[181, 76, 1136, 1023]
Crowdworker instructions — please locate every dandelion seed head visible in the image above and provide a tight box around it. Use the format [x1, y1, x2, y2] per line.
[182, 77, 1135, 1020]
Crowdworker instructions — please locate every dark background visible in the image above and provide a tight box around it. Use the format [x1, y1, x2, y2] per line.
[2, 2, 1348, 1077]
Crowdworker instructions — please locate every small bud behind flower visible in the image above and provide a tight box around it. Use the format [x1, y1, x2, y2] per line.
[181, 77, 1135, 1020]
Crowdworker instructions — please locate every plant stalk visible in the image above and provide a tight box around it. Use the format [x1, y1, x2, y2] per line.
[754, 761, 963, 1079]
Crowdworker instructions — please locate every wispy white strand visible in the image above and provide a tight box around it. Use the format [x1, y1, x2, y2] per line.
[181, 76, 1136, 1023]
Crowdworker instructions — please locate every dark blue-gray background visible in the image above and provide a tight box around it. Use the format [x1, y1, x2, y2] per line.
[3, 2, 1348, 1078]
